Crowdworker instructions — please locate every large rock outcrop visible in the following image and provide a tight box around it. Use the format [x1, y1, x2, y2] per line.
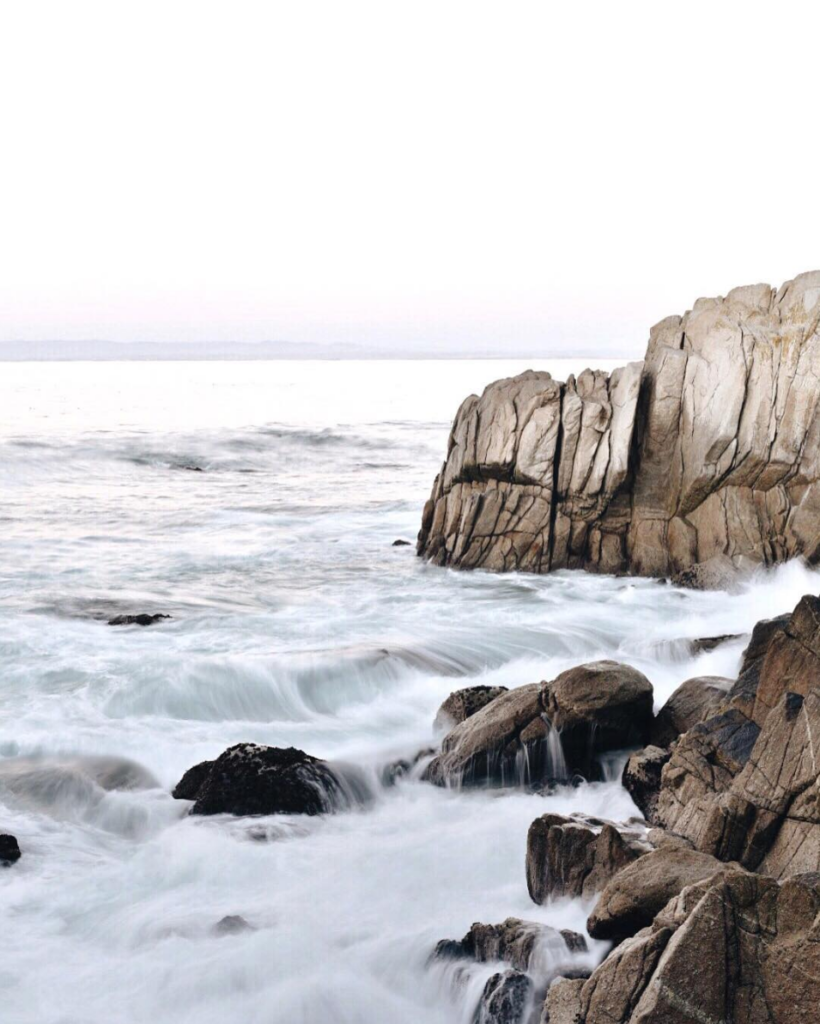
[418, 272, 820, 578]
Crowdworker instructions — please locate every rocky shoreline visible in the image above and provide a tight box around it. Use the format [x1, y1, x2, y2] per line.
[417, 272, 820, 583]
[152, 590, 819, 1022]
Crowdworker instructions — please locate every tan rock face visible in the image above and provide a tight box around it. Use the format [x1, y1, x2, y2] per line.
[418, 271, 820, 578]
[548, 871, 820, 1024]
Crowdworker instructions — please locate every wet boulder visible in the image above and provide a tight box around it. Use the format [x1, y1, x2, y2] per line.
[435, 918, 586, 973]
[424, 662, 654, 788]
[175, 744, 348, 817]
[586, 846, 740, 943]
[0, 834, 21, 865]
[434, 685, 509, 732]
[474, 970, 532, 1024]
[526, 813, 650, 903]
[649, 675, 732, 748]
[172, 758, 216, 800]
[541, 661, 654, 777]
[622, 746, 670, 821]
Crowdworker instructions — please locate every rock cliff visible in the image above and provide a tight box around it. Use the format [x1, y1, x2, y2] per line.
[417, 272, 820, 578]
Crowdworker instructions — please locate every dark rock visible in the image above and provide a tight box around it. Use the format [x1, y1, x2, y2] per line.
[381, 747, 435, 785]
[649, 676, 732, 748]
[107, 613, 171, 627]
[526, 813, 649, 903]
[586, 846, 740, 943]
[435, 918, 586, 973]
[0, 834, 21, 865]
[176, 744, 346, 817]
[434, 685, 509, 732]
[392, 539, 411, 546]
[474, 970, 532, 1024]
[425, 662, 653, 788]
[622, 746, 670, 821]
[172, 759, 215, 801]
[562, 871, 820, 1024]
[213, 915, 254, 935]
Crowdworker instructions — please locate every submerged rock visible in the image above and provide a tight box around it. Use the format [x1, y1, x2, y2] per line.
[175, 744, 349, 817]
[392, 538, 411, 546]
[526, 813, 650, 903]
[213, 915, 254, 936]
[0, 834, 21, 865]
[107, 613, 171, 626]
[417, 272, 820, 580]
[434, 685, 509, 732]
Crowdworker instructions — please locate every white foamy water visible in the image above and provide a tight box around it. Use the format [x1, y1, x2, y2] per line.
[1, 360, 817, 1024]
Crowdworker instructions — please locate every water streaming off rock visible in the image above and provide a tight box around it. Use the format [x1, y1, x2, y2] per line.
[1, 360, 816, 1024]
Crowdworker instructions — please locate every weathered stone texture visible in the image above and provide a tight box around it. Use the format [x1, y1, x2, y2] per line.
[418, 272, 820, 579]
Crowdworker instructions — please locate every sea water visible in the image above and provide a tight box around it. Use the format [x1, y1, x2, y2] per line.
[1, 359, 816, 1024]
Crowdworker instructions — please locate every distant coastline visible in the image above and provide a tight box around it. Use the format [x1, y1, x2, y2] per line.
[0, 340, 636, 362]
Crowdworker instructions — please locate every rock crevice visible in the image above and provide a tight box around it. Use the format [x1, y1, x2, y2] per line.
[418, 272, 820, 578]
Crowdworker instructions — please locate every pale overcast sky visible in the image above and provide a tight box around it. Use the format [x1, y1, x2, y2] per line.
[1, 1, 818, 357]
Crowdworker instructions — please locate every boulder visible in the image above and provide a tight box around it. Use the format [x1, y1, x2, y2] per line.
[107, 613, 171, 626]
[649, 676, 732, 748]
[424, 684, 545, 787]
[586, 846, 741, 943]
[174, 744, 347, 817]
[172, 758, 215, 800]
[556, 871, 820, 1024]
[622, 746, 670, 821]
[435, 918, 586, 974]
[424, 662, 653, 787]
[417, 272, 820, 580]
[474, 970, 532, 1024]
[434, 685, 509, 732]
[542, 662, 654, 776]
[0, 834, 21, 865]
[526, 813, 650, 903]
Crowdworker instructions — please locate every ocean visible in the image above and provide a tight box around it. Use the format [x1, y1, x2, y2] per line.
[1, 359, 817, 1024]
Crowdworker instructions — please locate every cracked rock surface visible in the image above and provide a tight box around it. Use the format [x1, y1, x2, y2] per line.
[418, 272, 820, 579]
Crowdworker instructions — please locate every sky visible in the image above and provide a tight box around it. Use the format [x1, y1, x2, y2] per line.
[1, 0, 819, 358]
